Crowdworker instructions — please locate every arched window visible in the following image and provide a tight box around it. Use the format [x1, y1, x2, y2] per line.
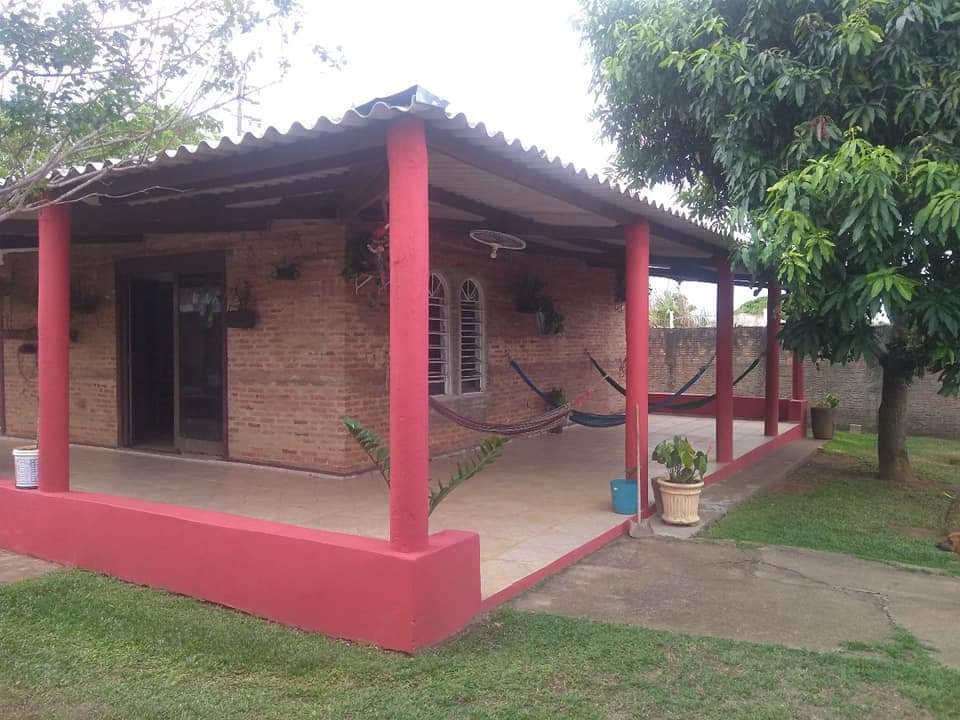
[428, 273, 451, 396]
[459, 279, 485, 394]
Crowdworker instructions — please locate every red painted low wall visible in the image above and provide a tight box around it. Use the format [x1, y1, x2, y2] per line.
[649, 394, 806, 423]
[0, 483, 480, 652]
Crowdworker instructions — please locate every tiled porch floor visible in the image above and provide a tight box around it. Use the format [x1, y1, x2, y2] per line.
[0, 416, 796, 598]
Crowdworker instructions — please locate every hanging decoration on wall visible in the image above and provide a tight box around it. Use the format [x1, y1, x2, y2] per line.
[225, 281, 257, 329]
[513, 274, 564, 335]
[342, 223, 390, 294]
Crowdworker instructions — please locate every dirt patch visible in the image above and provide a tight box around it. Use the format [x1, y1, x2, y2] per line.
[890, 525, 941, 540]
[937, 453, 960, 467]
[767, 478, 817, 495]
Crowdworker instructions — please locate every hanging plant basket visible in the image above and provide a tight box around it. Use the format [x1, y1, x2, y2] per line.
[225, 282, 258, 329]
[514, 275, 545, 313]
[535, 299, 564, 335]
[271, 262, 301, 281]
[225, 309, 258, 329]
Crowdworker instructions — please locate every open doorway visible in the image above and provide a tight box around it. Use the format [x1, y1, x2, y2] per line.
[118, 254, 226, 457]
[129, 277, 175, 449]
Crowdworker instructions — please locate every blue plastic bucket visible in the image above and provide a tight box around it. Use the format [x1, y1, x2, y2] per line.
[610, 479, 638, 515]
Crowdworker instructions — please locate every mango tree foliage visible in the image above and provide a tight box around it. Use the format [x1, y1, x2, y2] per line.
[582, 0, 960, 480]
[0, 0, 339, 221]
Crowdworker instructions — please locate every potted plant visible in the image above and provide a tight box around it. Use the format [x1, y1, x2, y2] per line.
[514, 275, 545, 313]
[544, 388, 566, 433]
[810, 392, 839, 440]
[652, 435, 708, 525]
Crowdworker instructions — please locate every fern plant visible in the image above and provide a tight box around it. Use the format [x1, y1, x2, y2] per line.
[342, 417, 507, 515]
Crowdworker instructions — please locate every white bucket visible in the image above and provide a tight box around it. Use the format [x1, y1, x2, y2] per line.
[13, 446, 39, 489]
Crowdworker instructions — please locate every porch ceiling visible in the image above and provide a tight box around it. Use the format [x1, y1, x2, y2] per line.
[0, 86, 747, 283]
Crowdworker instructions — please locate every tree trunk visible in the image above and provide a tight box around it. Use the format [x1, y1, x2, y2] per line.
[877, 354, 914, 483]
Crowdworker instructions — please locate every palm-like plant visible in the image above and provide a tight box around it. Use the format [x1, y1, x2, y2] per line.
[342, 417, 507, 515]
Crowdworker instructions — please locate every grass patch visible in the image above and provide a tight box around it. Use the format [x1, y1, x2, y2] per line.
[704, 432, 960, 574]
[1, 570, 959, 719]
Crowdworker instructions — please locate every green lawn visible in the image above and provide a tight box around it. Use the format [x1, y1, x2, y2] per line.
[705, 432, 960, 574]
[0, 571, 958, 719]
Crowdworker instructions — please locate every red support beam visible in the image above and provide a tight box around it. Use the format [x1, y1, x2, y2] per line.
[624, 222, 650, 514]
[764, 281, 781, 436]
[715, 259, 734, 462]
[387, 118, 430, 552]
[792, 351, 805, 400]
[37, 203, 71, 492]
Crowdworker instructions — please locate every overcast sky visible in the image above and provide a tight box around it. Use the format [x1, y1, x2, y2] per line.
[241, 0, 760, 317]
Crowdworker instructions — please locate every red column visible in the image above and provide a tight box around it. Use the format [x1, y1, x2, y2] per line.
[764, 281, 781, 436]
[715, 259, 734, 462]
[624, 222, 650, 514]
[387, 118, 430, 552]
[791, 351, 805, 400]
[37, 203, 71, 492]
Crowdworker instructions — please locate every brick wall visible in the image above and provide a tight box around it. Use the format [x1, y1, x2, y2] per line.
[1, 220, 352, 472]
[641, 327, 960, 440]
[0, 223, 631, 475]
[12, 224, 952, 477]
[338, 229, 627, 473]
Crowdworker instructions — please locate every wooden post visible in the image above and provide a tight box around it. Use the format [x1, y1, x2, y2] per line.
[37, 203, 71, 492]
[715, 259, 734, 462]
[387, 118, 430, 551]
[624, 222, 650, 515]
[764, 281, 781, 437]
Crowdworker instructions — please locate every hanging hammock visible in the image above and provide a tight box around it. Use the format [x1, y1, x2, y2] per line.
[510, 352, 768, 427]
[509, 359, 626, 428]
[587, 351, 764, 411]
[429, 397, 571, 437]
[587, 351, 714, 401]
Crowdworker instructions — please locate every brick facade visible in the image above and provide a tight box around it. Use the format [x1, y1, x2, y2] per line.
[0, 224, 630, 475]
[12, 226, 950, 478]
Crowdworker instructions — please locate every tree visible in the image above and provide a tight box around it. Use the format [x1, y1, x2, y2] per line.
[582, 0, 960, 481]
[0, 0, 340, 221]
[734, 295, 769, 319]
[650, 286, 709, 328]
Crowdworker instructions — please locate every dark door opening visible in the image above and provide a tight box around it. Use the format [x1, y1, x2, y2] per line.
[129, 277, 175, 449]
[119, 254, 226, 457]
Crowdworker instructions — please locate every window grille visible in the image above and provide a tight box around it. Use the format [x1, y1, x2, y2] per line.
[459, 279, 485, 393]
[428, 273, 451, 396]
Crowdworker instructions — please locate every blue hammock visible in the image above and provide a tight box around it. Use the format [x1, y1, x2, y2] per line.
[510, 359, 626, 428]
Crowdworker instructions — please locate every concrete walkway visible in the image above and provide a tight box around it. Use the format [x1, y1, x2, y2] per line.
[0, 550, 56, 585]
[510, 537, 960, 668]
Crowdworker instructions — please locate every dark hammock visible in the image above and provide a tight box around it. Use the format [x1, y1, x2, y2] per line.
[429, 396, 570, 437]
[588, 351, 764, 410]
[510, 360, 626, 428]
[587, 351, 714, 402]
[510, 353, 767, 428]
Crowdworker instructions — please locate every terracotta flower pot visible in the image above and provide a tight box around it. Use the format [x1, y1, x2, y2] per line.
[657, 477, 704, 525]
[810, 407, 835, 440]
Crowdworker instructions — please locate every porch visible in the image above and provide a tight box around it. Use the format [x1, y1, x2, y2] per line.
[0, 86, 807, 651]
[0, 415, 799, 601]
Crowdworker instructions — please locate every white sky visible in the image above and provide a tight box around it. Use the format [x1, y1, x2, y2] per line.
[239, 0, 758, 316]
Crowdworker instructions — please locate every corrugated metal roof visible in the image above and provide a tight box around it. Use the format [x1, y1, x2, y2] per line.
[58, 85, 728, 249]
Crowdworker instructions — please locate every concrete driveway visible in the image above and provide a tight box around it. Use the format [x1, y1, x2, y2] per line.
[510, 536, 960, 668]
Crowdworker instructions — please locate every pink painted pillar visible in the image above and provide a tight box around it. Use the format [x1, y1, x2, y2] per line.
[792, 351, 805, 400]
[764, 281, 781, 436]
[715, 259, 734, 463]
[624, 222, 650, 514]
[387, 118, 430, 551]
[37, 203, 72, 492]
